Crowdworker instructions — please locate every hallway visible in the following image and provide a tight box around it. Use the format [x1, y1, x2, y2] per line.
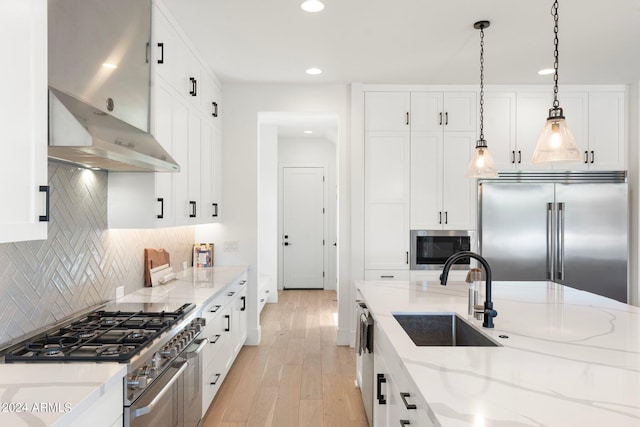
[201, 290, 368, 427]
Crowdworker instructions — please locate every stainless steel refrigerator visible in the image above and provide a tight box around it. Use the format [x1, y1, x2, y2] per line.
[478, 172, 628, 302]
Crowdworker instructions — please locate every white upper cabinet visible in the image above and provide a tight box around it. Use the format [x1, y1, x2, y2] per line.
[364, 92, 411, 131]
[587, 91, 625, 170]
[482, 91, 516, 171]
[515, 92, 554, 170]
[0, 0, 48, 243]
[411, 92, 476, 132]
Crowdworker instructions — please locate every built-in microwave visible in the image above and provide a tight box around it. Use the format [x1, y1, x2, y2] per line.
[410, 230, 475, 270]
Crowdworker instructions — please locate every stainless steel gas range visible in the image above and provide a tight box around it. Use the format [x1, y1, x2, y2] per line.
[1, 301, 206, 427]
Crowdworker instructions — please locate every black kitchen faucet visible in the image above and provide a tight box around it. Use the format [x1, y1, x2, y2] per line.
[440, 251, 498, 328]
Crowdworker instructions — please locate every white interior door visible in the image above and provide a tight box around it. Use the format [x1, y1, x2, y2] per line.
[282, 167, 325, 289]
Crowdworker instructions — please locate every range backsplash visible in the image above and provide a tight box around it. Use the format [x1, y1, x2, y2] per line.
[0, 161, 194, 347]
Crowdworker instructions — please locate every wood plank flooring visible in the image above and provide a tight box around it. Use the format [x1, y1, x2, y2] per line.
[201, 290, 368, 427]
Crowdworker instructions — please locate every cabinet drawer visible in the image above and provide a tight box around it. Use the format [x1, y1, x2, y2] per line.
[364, 270, 410, 281]
[201, 338, 231, 416]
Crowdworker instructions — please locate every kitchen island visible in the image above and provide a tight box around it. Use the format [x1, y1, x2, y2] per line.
[356, 279, 640, 426]
[0, 265, 247, 427]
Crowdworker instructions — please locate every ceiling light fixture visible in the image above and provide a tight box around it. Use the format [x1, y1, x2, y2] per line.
[301, 0, 325, 12]
[305, 67, 322, 75]
[304, 130, 313, 134]
[466, 20, 498, 178]
[531, 0, 581, 164]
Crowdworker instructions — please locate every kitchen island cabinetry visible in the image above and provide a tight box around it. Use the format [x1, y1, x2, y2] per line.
[357, 279, 640, 426]
[0, 0, 48, 244]
[108, 1, 222, 228]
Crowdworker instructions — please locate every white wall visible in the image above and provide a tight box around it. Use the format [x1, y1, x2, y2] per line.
[257, 123, 279, 302]
[279, 136, 337, 290]
[195, 83, 352, 345]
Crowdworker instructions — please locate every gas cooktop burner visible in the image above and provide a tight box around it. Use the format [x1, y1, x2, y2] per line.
[3, 303, 195, 363]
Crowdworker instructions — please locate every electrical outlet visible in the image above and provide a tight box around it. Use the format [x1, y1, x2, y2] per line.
[116, 286, 124, 299]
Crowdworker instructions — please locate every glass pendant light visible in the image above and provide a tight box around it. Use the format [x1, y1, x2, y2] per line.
[531, 0, 581, 164]
[466, 21, 498, 178]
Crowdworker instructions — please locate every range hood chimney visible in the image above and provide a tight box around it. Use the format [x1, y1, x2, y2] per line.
[47, 0, 179, 172]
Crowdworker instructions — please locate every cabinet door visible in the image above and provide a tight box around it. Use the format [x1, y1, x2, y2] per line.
[588, 91, 625, 170]
[200, 120, 215, 221]
[442, 132, 476, 230]
[173, 98, 191, 225]
[365, 92, 411, 131]
[558, 92, 589, 170]
[364, 132, 410, 269]
[443, 92, 476, 132]
[151, 5, 176, 86]
[410, 92, 443, 132]
[151, 82, 175, 225]
[482, 92, 516, 171]
[188, 113, 202, 221]
[0, 0, 48, 243]
[516, 92, 553, 170]
[410, 132, 443, 229]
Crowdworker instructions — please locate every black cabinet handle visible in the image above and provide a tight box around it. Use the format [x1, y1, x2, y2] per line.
[157, 42, 164, 64]
[265, 289, 270, 294]
[511, 150, 516, 164]
[209, 304, 221, 313]
[584, 151, 589, 164]
[212, 102, 218, 117]
[260, 298, 265, 303]
[438, 211, 442, 224]
[189, 77, 197, 96]
[445, 211, 448, 224]
[518, 150, 522, 164]
[224, 314, 230, 332]
[209, 334, 221, 344]
[212, 203, 218, 217]
[439, 112, 443, 125]
[406, 251, 409, 264]
[157, 197, 164, 219]
[380, 275, 394, 279]
[241, 296, 246, 311]
[210, 373, 221, 385]
[240, 280, 247, 285]
[405, 112, 409, 125]
[376, 374, 387, 404]
[400, 421, 410, 427]
[189, 201, 197, 218]
[445, 112, 448, 125]
[227, 291, 235, 297]
[400, 392, 417, 410]
[39, 185, 50, 222]
[590, 150, 595, 164]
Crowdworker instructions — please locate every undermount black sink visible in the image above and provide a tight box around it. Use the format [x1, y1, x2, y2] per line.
[393, 313, 500, 347]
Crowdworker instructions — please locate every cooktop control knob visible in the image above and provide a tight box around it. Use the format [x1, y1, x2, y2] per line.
[127, 375, 148, 390]
[139, 365, 157, 379]
[150, 351, 161, 367]
[160, 346, 177, 359]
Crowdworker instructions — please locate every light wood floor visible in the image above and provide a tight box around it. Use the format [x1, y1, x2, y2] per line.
[201, 289, 368, 427]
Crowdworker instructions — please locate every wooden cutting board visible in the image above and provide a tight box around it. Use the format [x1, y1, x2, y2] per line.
[144, 248, 170, 287]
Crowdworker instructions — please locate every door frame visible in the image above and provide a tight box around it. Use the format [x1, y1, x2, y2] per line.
[278, 163, 329, 290]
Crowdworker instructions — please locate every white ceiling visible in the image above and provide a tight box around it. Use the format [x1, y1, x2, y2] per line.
[164, 0, 640, 85]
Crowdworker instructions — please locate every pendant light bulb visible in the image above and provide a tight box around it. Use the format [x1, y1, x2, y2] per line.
[531, 0, 581, 164]
[467, 20, 498, 178]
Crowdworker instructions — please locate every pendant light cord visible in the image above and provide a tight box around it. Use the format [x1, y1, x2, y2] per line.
[552, 0, 560, 109]
[479, 24, 485, 143]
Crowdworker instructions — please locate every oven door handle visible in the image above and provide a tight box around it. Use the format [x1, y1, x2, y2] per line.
[131, 361, 189, 419]
[186, 338, 208, 359]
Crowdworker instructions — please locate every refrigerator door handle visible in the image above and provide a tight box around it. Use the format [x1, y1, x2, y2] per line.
[547, 202, 554, 280]
[557, 202, 565, 281]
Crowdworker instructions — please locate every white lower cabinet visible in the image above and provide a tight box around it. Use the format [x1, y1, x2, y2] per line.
[374, 325, 436, 427]
[67, 381, 123, 427]
[199, 274, 248, 417]
[364, 270, 411, 281]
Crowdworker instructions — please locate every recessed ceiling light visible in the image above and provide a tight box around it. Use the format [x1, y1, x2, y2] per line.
[306, 67, 322, 75]
[304, 130, 313, 134]
[301, 0, 325, 12]
[538, 68, 555, 75]
[102, 63, 117, 69]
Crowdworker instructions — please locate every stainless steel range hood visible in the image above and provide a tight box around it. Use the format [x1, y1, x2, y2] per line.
[47, 0, 179, 172]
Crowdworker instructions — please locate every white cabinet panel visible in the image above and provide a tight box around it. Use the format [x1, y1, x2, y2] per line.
[588, 91, 625, 170]
[442, 132, 476, 230]
[410, 132, 442, 229]
[516, 92, 553, 170]
[188, 113, 202, 222]
[365, 92, 411, 131]
[482, 92, 516, 171]
[410, 92, 443, 131]
[365, 204, 410, 270]
[560, 92, 589, 168]
[442, 92, 477, 132]
[0, 0, 48, 243]
[411, 92, 476, 132]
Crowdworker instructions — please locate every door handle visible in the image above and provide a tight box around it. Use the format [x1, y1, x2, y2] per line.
[557, 202, 565, 280]
[400, 392, 417, 410]
[189, 201, 197, 218]
[376, 373, 387, 404]
[157, 197, 164, 219]
[444, 112, 448, 125]
[547, 202, 554, 280]
[590, 151, 595, 164]
[406, 251, 409, 264]
[584, 151, 589, 164]
[189, 77, 197, 96]
[212, 102, 218, 117]
[224, 314, 230, 332]
[511, 150, 516, 164]
[438, 211, 442, 224]
[405, 112, 409, 125]
[241, 296, 246, 311]
[444, 211, 448, 224]
[212, 203, 218, 217]
[157, 42, 164, 64]
[518, 150, 522, 164]
[39, 185, 50, 222]
[439, 112, 442, 126]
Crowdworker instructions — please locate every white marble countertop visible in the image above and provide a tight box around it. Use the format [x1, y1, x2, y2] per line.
[357, 279, 640, 426]
[0, 363, 126, 426]
[0, 265, 247, 426]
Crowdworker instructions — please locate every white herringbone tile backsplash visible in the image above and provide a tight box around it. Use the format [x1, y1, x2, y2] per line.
[0, 161, 194, 347]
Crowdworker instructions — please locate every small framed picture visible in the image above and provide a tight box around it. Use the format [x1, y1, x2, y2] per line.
[193, 243, 214, 267]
